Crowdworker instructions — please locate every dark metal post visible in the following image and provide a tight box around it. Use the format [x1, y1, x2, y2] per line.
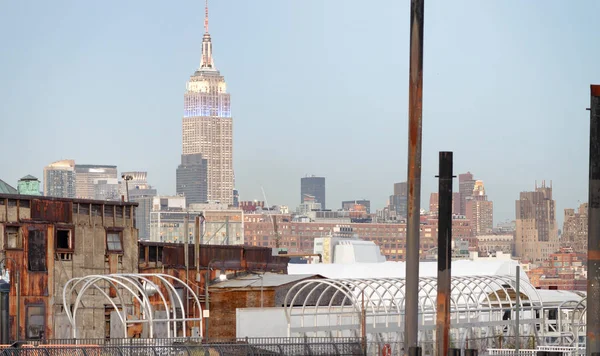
[405, 0, 424, 355]
[588, 84, 600, 356]
[515, 265, 521, 354]
[435, 152, 453, 356]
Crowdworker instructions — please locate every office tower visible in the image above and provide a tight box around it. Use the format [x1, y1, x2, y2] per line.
[181, 2, 233, 205]
[562, 203, 588, 255]
[342, 200, 371, 214]
[17, 175, 41, 196]
[465, 180, 493, 236]
[515, 180, 559, 262]
[94, 178, 120, 201]
[458, 172, 476, 215]
[75, 164, 118, 199]
[176, 153, 208, 206]
[44, 159, 76, 198]
[121, 171, 157, 240]
[389, 182, 408, 219]
[301, 176, 326, 209]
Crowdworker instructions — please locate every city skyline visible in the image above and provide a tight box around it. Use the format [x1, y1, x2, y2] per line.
[1, 1, 599, 226]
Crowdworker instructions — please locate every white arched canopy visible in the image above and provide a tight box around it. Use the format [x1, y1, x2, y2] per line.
[62, 273, 203, 339]
[284, 275, 543, 353]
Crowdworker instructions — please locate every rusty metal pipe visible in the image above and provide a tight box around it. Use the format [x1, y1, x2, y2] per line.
[405, 0, 424, 355]
[435, 152, 453, 356]
[587, 84, 600, 356]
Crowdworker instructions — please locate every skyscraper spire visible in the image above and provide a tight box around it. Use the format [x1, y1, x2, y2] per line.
[199, 0, 215, 70]
[204, 0, 209, 34]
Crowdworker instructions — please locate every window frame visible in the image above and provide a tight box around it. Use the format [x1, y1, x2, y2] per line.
[55, 225, 75, 253]
[106, 228, 124, 254]
[25, 303, 46, 340]
[27, 228, 47, 273]
[4, 223, 23, 250]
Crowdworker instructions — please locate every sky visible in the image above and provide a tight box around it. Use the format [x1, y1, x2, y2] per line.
[1, 0, 599, 227]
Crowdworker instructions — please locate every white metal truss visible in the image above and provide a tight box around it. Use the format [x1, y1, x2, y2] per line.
[62, 273, 203, 338]
[284, 275, 543, 353]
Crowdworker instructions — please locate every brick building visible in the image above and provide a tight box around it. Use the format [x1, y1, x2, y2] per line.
[527, 247, 586, 291]
[243, 214, 472, 261]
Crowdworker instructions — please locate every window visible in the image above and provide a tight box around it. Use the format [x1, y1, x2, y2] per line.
[106, 230, 123, 253]
[26, 304, 45, 339]
[28, 229, 47, 272]
[56, 229, 73, 251]
[5, 225, 22, 249]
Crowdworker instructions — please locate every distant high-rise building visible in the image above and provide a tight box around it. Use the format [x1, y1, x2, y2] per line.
[94, 178, 120, 201]
[515, 181, 559, 262]
[181, 2, 233, 205]
[232, 189, 239, 207]
[301, 176, 326, 209]
[17, 175, 41, 196]
[176, 154, 208, 206]
[465, 180, 493, 236]
[430, 192, 461, 216]
[562, 203, 588, 255]
[452, 192, 461, 215]
[44, 159, 76, 198]
[458, 172, 475, 215]
[389, 182, 408, 219]
[121, 171, 157, 240]
[75, 164, 117, 199]
[342, 200, 371, 214]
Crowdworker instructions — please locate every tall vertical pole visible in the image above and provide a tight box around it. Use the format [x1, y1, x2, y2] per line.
[184, 214, 189, 321]
[435, 152, 453, 356]
[587, 84, 600, 356]
[405, 0, 424, 355]
[515, 265, 521, 354]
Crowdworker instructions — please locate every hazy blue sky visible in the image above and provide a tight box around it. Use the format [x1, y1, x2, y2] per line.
[1, 1, 599, 226]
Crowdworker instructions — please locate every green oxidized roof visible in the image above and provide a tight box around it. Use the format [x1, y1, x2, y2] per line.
[0, 179, 17, 194]
[20, 175, 38, 181]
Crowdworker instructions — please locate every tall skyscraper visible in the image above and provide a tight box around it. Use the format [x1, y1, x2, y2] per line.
[430, 192, 461, 216]
[182, 2, 233, 205]
[300, 176, 326, 209]
[75, 164, 118, 199]
[515, 181, 559, 262]
[44, 159, 76, 198]
[458, 172, 476, 215]
[176, 153, 208, 206]
[389, 182, 408, 219]
[465, 180, 493, 236]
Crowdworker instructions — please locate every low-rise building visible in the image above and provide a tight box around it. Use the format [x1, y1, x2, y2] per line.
[0, 193, 138, 340]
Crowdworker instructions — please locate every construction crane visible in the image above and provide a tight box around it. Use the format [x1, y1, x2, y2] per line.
[261, 186, 282, 249]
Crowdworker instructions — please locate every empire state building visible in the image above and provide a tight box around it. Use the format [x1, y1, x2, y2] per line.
[181, 1, 233, 205]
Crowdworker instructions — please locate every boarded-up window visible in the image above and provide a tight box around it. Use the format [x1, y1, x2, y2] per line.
[26, 304, 45, 339]
[28, 229, 47, 272]
[5, 226, 22, 249]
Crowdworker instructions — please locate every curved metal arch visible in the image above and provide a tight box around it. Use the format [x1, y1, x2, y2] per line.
[62, 273, 204, 339]
[284, 274, 543, 343]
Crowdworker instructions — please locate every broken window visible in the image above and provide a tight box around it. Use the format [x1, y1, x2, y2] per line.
[106, 231, 123, 253]
[26, 304, 45, 340]
[56, 229, 73, 251]
[28, 229, 47, 272]
[5, 225, 22, 249]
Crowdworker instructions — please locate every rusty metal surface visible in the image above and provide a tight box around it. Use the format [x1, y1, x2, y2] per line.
[435, 152, 453, 356]
[30, 199, 73, 223]
[588, 85, 600, 356]
[405, 0, 424, 354]
[139, 242, 289, 273]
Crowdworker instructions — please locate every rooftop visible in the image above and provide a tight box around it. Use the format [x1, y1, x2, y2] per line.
[0, 179, 17, 194]
[210, 273, 322, 289]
